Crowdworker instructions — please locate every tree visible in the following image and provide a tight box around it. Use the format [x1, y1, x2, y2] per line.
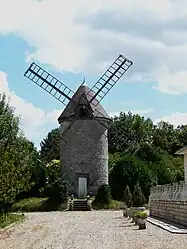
[44, 160, 68, 203]
[123, 185, 132, 208]
[40, 128, 60, 163]
[108, 112, 154, 153]
[152, 121, 182, 155]
[94, 184, 111, 204]
[108, 152, 121, 173]
[109, 155, 153, 201]
[0, 94, 37, 211]
[132, 182, 146, 207]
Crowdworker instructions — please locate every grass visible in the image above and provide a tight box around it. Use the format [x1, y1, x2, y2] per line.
[92, 199, 126, 210]
[12, 197, 68, 212]
[0, 213, 25, 229]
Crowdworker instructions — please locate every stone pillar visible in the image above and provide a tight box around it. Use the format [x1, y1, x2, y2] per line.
[184, 154, 187, 183]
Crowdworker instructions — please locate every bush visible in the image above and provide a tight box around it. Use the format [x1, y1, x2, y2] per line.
[123, 185, 132, 208]
[92, 199, 123, 210]
[12, 197, 67, 212]
[132, 182, 146, 207]
[94, 184, 111, 204]
[44, 160, 68, 204]
[134, 211, 148, 219]
[0, 213, 24, 228]
[45, 178, 68, 204]
[12, 198, 48, 212]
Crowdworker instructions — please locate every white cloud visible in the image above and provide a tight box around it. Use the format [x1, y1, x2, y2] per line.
[0, 72, 61, 147]
[0, 0, 187, 93]
[155, 112, 187, 127]
[2, 0, 187, 148]
[109, 108, 154, 117]
[154, 70, 187, 94]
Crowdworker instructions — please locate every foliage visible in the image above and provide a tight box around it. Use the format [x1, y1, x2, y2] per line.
[123, 185, 132, 208]
[45, 178, 68, 204]
[108, 111, 185, 202]
[134, 211, 148, 219]
[40, 128, 60, 164]
[108, 152, 122, 173]
[12, 198, 47, 212]
[109, 155, 153, 201]
[108, 112, 154, 153]
[0, 94, 38, 212]
[92, 199, 124, 210]
[132, 182, 146, 207]
[0, 213, 24, 229]
[93, 184, 111, 204]
[44, 160, 68, 203]
[1, 92, 187, 213]
[12, 197, 67, 212]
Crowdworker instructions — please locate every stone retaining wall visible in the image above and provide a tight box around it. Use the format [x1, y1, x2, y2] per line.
[149, 181, 187, 227]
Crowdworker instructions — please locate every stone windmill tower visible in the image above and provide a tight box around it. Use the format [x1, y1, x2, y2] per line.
[24, 54, 133, 198]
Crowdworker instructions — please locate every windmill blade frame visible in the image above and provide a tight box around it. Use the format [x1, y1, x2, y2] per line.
[87, 54, 133, 107]
[24, 56, 133, 144]
[24, 62, 75, 106]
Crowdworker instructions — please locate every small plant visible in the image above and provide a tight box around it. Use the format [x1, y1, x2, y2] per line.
[123, 185, 132, 208]
[94, 184, 111, 204]
[0, 213, 24, 229]
[134, 211, 148, 219]
[45, 178, 68, 204]
[92, 200, 123, 210]
[132, 182, 146, 207]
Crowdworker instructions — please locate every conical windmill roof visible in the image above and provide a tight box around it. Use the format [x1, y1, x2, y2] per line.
[58, 84, 110, 123]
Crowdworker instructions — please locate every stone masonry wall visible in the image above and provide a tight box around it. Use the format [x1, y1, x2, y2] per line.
[60, 119, 108, 196]
[149, 182, 187, 227]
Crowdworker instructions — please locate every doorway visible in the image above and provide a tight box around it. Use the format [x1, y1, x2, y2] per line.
[78, 177, 87, 199]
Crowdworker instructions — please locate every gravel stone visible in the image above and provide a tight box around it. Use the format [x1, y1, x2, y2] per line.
[1, 211, 187, 249]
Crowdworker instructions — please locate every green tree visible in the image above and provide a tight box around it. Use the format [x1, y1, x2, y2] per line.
[44, 160, 68, 203]
[108, 112, 154, 153]
[94, 184, 111, 204]
[108, 152, 121, 173]
[40, 128, 60, 163]
[109, 155, 153, 201]
[0, 94, 37, 211]
[132, 182, 146, 207]
[152, 121, 182, 155]
[123, 185, 132, 208]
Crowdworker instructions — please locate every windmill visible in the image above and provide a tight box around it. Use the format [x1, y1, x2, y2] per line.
[24, 54, 133, 198]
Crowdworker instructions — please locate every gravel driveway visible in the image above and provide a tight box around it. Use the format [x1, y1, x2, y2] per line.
[1, 211, 187, 249]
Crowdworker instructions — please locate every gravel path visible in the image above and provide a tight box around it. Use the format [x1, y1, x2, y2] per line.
[1, 211, 187, 249]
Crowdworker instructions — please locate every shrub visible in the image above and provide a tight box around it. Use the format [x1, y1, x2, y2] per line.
[12, 197, 67, 212]
[134, 211, 148, 219]
[92, 199, 123, 210]
[0, 213, 24, 228]
[132, 182, 146, 207]
[123, 185, 132, 208]
[12, 198, 47, 212]
[44, 160, 68, 204]
[45, 178, 68, 204]
[94, 184, 111, 204]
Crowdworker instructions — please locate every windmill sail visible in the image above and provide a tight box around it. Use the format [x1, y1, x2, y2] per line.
[24, 62, 75, 106]
[87, 54, 133, 106]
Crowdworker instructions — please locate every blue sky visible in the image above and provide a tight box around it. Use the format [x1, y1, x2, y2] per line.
[1, 0, 187, 148]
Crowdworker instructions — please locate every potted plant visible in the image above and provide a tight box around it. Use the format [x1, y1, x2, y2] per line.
[68, 194, 74, 211]
[86, 194, 92, 211]
[134, 211, 148, 229]
[130, 182, 146, 223]
[123, 185, 132, 217]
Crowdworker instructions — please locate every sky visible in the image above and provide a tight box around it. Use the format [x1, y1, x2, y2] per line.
[1, 0, 187, 149]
